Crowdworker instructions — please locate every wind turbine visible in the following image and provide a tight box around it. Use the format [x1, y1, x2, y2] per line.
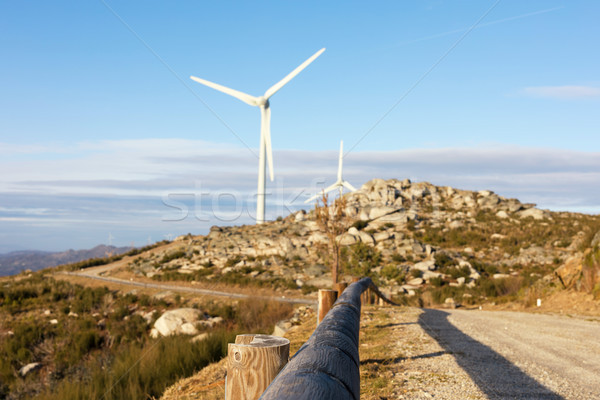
[305, 140, 357, 204]
[190, 48, 325, 224]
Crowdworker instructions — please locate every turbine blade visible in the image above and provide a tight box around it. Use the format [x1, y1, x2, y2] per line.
[304, 193, 321, 204]
[190, 76, 258, 106]
[262, 106, 274, 182]
[323, 182, 340, 194]
[342, 181, 357, 192]
[338, 140, 344, 181]
[304, 182, 338, 204]
[264, 48, 325, 99]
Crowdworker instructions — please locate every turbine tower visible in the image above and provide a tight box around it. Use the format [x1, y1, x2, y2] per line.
[191, 48, 325, 224]
[305, 140, 357, 204]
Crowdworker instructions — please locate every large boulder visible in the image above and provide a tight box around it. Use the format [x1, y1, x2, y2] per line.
[368, 205, 399, 220]
[361, 179, 399, 205]
[555, 255, 583, 288]
[477, 193, 500, 209]
[517, 208, 549, 220]
[152, 308, 202, 337]
[337, 233, 359, 246]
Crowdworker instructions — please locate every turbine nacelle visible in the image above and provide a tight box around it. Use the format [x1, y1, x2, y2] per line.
[256, 97, 269, 108]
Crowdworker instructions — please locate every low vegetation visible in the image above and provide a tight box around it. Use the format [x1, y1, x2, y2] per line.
[0, 272, 292, 399]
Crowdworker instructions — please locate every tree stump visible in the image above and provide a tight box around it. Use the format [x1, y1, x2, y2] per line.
[226, 334, 290, 400]
[317, 289, 338, 325]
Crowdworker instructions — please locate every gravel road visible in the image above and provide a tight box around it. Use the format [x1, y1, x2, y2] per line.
[57, 271, 316, 305]
[414, 308, 600, 399]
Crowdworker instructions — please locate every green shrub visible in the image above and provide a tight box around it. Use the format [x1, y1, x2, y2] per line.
[391, 253, 406, 263]
[429, 276, 444, 287]
[346, 242, 381, 277]
[381, 264, 404, 284]
[434, 252, 454, 269]
[410, 269, 422, 278]
[351, 220, 369, 231]
[161, 250, 186, 264]
[301, 284, 318, 294]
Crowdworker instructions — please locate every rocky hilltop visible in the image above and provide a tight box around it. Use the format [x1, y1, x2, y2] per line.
[124, 178, 599, 304]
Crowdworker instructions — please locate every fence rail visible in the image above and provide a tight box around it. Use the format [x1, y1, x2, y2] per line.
[260, 277, 377, 400]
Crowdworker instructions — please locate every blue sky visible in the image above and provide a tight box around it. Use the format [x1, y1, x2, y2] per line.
[1, 1, 599, 253]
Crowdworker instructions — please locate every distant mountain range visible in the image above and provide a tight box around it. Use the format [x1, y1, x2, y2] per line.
[0, 245, 132, 277]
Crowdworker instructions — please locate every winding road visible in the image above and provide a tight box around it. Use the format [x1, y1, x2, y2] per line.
[58, 271, 316, 305]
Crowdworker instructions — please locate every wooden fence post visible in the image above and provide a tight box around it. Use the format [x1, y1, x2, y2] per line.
[317, 289, 337, 325]
[333, 281, 348, 296]
[378, 289, 387, 306]
[226, 334, 290, 400]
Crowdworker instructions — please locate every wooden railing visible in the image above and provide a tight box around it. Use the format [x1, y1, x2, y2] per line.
[259, 277, 389, 400]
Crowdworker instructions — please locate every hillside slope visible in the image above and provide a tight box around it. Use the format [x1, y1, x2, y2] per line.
[0, 245, 132, 277]
[107, 178, 599, 308]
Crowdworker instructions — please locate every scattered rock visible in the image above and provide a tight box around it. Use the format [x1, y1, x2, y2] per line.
[496, 210, 509, 219]
[422, 270, 442, 281]
[294, 210, 306, 222]
[273, 320, 293, 337]
[407, 277, 424, 286]
[449, 220, 464, 229]
[347, 227, 360, 236]
[19, 363, 41, 377]
[412, 260, 436, 271]
[443, 298, 457, 309]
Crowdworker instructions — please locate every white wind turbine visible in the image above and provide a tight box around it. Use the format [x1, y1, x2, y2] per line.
[190, 48, 325, 224]
[305, 140, 357, 204]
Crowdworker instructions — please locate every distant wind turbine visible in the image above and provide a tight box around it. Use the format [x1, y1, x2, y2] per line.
[190, 48, 325, 224]
[305, 140, 357, 204]
[108, 233, 114, 246]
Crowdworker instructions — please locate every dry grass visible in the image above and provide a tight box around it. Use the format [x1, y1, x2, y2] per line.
[160, 307, 315, 400]
[160, 303, 414, 400]
[359, 305, 408, 399]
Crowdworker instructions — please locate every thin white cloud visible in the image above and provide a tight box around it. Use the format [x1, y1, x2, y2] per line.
[1, 138, 599, 252]
[522, 85, 600, 99]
